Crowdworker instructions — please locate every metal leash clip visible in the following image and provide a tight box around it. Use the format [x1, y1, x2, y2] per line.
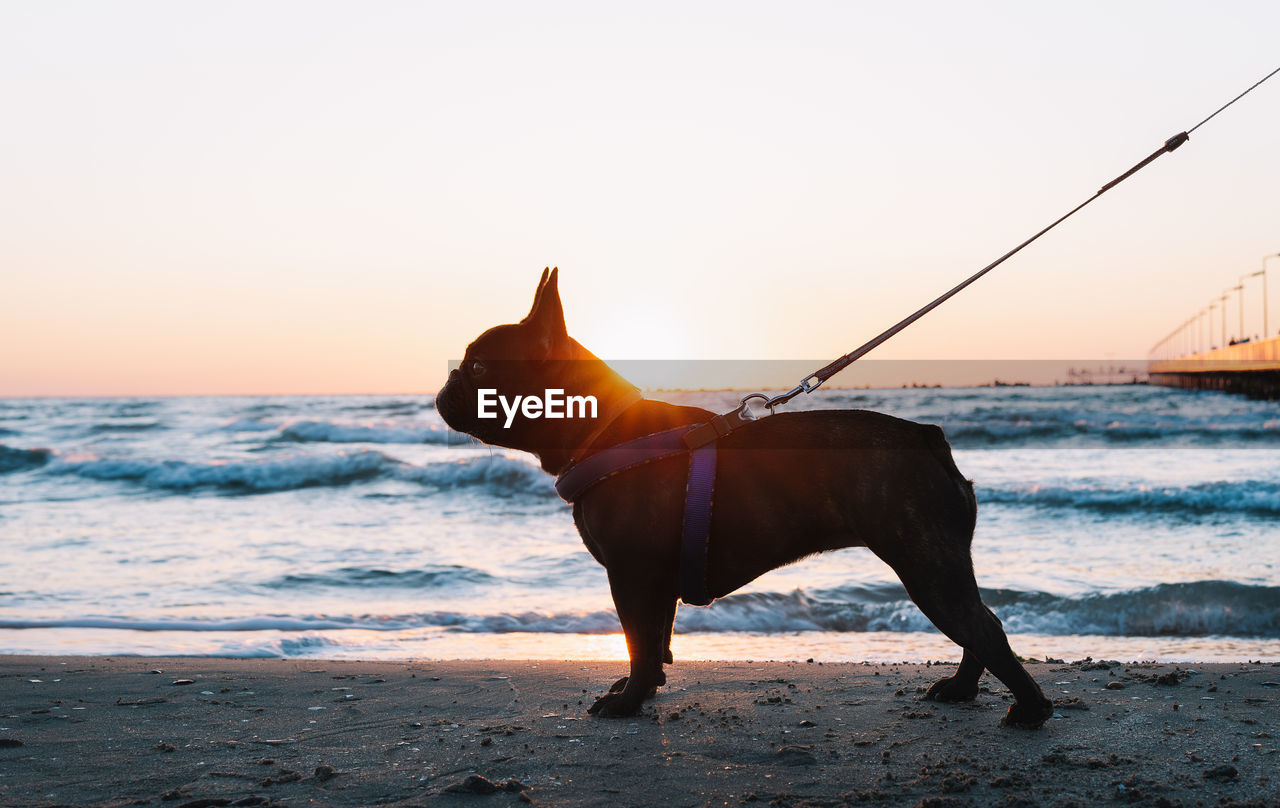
[736, 393, 770, 421]
[763, 373, 825, 413]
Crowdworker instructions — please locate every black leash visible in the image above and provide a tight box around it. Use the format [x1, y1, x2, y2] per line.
[763, 65, 1280, 412]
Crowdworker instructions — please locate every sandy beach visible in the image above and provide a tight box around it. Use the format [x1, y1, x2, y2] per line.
[2, 656, 1277, 807]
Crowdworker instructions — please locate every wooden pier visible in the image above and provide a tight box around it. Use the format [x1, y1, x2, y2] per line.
[1148, 335, 1280, 399]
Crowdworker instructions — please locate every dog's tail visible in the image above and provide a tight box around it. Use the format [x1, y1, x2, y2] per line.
[922, 424, 978, 539]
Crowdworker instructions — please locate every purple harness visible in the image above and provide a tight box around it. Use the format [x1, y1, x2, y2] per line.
[554, 409, 751, 606]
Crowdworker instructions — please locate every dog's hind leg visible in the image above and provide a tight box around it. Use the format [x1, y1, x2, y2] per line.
[880, 551, 1053, 729]
[589, 572, 675, 718]
[952, 604, 1052, 729]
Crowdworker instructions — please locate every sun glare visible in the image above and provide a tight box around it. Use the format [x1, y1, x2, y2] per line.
[579, 303, 699, 362]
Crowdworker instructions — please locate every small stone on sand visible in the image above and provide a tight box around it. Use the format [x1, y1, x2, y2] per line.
[445, 774, 499, 794]
[1203, 764, 1237, 781]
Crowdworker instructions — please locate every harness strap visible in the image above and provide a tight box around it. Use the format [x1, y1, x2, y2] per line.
[554, 424, 696, 503]
[679, 443, 716, 606]
[681, 407, 753, 450]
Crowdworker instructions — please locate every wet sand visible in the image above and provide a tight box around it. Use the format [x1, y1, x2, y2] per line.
[1, 656, 1277, 807]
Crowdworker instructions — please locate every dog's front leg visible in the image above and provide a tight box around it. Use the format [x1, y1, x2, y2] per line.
[608, 597, 676, 693]
[588, 571, 674, 718]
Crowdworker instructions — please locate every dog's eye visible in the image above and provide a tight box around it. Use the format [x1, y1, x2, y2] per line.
[469, 361, 486, 377]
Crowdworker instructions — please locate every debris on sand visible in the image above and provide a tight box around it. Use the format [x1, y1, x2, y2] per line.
[260, 769, 302, 786]
[1054, 697, 1089, 711]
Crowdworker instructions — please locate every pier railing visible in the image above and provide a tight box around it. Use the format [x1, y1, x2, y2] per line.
[1147, 335, 1280, 373]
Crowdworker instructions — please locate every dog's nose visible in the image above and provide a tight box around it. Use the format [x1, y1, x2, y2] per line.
[449, 368, 460, 381]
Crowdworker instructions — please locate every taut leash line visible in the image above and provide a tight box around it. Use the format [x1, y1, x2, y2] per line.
[764, 65, 1280, 412]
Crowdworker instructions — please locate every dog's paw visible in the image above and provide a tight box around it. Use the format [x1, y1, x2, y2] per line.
[925, 675, 978, 703]
[587, 691, 643, 718]
[608, 670, 665, 694]
[999, 697, 1054, 729]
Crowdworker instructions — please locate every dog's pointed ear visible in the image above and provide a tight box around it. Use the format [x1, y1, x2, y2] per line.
[524, 267, 551, 323]
[537, 267, 565, 332]
[523, 267, 566, 350]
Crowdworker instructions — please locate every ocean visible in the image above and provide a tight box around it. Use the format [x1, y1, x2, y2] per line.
[2, 385, 1278, 662]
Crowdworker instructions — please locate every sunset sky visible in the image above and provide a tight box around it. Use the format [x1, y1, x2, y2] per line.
[3, 1, 1278, 395]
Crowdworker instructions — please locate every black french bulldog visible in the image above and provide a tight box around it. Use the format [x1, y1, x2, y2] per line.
[436, 268, 1054, 729]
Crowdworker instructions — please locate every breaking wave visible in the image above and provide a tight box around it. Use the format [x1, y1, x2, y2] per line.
[0, 445, 52, 474]
[44, 451, 554, 497]
[268, 564, 497, 589]
[943, 420, 1280, 448]
[278, 420, 458, 444]
[979, 480, 1280, 517]
[220, 417, 281, 432]
[221, 416, 461, 444]
[88, 420, 165, 433]
[7, 582, 1274, 639]
[339, 398, 434, 413]
[394, 454, 550, 495]
[676, 581, 1280, 638]
[48, 450, 391, 492]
